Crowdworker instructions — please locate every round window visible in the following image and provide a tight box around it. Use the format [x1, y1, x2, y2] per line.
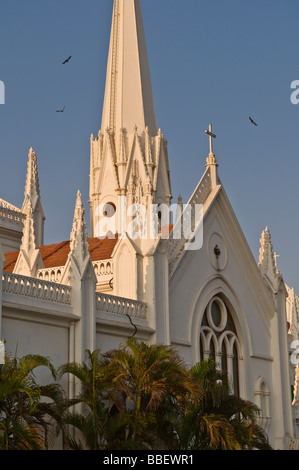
[103, 202, 116, 218]
[206, 297, 227, 332]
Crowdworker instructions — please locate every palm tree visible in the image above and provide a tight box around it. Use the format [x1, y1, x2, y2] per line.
[58, 349, 122, 450]
[56, 344, 271, 451]
[101, 338, 200, 450]
[175, 358, 272, 450]
[0, 351, 64, 450]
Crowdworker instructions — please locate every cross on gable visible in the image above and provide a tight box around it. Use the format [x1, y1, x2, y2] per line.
[205, 124, 216, 155]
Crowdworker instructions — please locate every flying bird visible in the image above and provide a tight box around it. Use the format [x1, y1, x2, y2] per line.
[249, 116, 258, 126]
[62, 56, 72, 64]
[56, 106, 65, 113]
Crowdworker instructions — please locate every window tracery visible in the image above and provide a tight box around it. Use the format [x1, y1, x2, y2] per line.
[200, 296, 241, 395]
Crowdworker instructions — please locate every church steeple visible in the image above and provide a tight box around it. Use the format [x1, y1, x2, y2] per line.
[101, 0, 157, 136]
[89, 0, 172, 238]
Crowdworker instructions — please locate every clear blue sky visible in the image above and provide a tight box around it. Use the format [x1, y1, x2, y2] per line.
[1, 0, 299, 291]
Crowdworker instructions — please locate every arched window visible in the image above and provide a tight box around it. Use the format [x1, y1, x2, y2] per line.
[254, 378, 271, 432]
[199, 296, 242, 396]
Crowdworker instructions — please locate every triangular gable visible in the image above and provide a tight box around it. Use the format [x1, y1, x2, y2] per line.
[95, 132, 120, 195]
[124, 132, 151, 189]
[170, 179, 276, 319]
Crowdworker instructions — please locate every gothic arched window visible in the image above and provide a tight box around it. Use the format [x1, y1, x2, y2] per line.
[199, 296, 241, 396]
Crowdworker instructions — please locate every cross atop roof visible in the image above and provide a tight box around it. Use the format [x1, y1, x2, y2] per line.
[205, 124, 216, 155]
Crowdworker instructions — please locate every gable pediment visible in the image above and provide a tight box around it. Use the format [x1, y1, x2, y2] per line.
[169, 181, 276, 319]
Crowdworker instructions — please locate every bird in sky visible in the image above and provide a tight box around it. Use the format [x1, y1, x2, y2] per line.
[249, 116, 258, 126]
[62, 56, 72, 64]
[56, 106, 65, 113]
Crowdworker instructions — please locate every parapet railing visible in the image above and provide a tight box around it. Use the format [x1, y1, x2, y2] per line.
[2, 272, 71, 305]
[96, 292, 147, 320]
[36, 260, 114, 285]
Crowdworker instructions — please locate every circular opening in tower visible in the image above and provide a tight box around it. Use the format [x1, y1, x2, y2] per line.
[103, 202, 116, 218]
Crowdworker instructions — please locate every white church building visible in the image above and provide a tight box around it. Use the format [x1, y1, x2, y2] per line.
[1, 0, 299, 450]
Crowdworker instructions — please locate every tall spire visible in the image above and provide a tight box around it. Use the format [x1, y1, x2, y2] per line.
[89, 0, 172, 238]
[70, 190, 89, 263]
[101, 0, 157, 136]
[20, 196, 37, 255]
[61, 190, 93, 285]
[258, 226, 281, 291]
[23, 148, 40, 207]
[13, 196, 44, 276]
[21, 147, 45, 246]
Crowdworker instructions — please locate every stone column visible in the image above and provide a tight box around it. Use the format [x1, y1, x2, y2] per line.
[70, 260, 97, 365]
[64, 190, 97, 366]
[153, 240, 170, 345]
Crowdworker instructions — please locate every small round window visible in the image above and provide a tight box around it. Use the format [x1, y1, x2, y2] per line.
[103, 202, 116, 218]
[206, 297, 227, 332]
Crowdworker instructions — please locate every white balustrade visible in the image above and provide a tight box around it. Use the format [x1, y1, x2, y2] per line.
[93, 259, 113, 278]
[37, 267, 64, 283]
[36, 260, 114, 285]
[2, 271, 147, 318]
[2, 272, 71, 305]
[96, 292, 147, 319]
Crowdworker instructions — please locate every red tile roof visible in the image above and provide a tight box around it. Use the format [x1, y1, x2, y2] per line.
[3, 236, 119, 273]
[3, 251, 19, 273]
